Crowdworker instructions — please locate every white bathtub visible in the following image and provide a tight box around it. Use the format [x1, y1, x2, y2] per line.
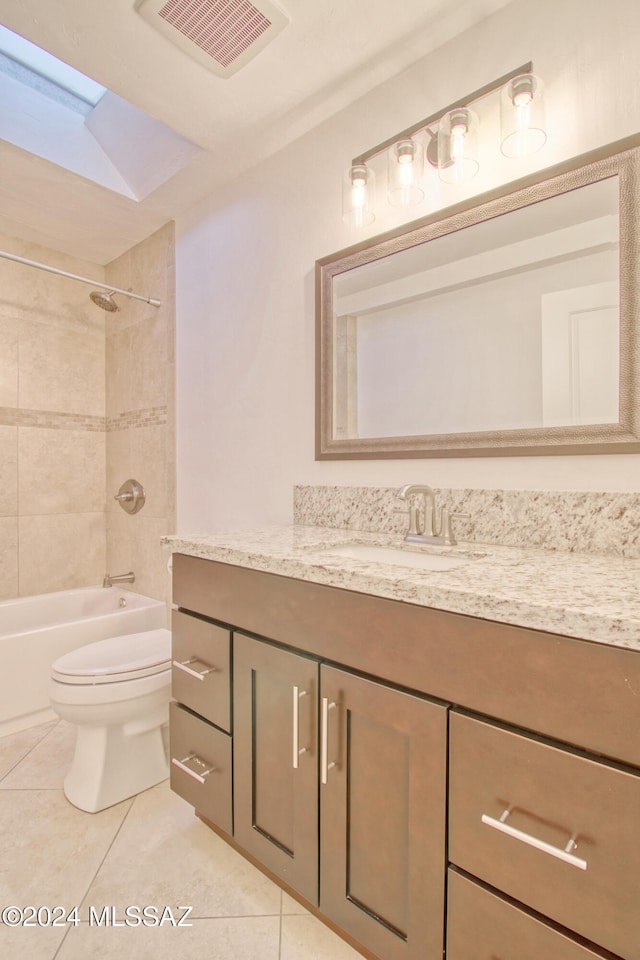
[0, 587, 167, 737]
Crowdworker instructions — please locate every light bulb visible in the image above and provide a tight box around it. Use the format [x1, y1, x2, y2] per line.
[438, 108, 478, 184]
[450, 119, 468, 164]
[501, 73, 546, 158]
[387, 138, 424, 208]
[342, 163, 375, 227]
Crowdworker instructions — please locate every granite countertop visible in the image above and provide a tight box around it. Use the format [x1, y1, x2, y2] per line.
[162, 526, 640, 652]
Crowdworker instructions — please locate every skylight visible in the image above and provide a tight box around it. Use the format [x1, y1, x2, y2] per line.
[0, 24, 106, 108]
[0, 22, 202, 202]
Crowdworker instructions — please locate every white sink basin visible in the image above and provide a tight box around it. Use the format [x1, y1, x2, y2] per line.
[316, 543, 474, 572]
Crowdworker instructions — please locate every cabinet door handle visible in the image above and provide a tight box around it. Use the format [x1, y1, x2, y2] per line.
[171, 754, 216, 784]
[172, 658, 217, 681]
[292, 686, 308, 769]
[481, 809, 588, 870]
[321, 697, 337, 784]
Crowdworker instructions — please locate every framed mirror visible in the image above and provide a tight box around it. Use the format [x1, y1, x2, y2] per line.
[316, 135, 640, 459]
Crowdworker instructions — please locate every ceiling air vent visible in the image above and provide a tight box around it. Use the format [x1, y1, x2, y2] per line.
[136, 0, 289, 78]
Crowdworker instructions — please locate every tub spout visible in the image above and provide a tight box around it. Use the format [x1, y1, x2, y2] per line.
[103, 571, 135, 588]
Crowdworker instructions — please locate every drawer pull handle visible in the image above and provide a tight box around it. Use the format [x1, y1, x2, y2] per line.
[321, 697, 337, 785]
[481, 809, 588, 871]
[171, 754, 216, 784]
[173, 658, 216, 681]
[292, 686, 309, 769]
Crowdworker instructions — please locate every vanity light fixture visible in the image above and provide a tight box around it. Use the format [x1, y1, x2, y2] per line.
[437, 107, 479, 184]
[500, 72, 546, 158]
[387, 137, 425, 207]
[342, 61, 547, 226]
[342, 163, 376, 227]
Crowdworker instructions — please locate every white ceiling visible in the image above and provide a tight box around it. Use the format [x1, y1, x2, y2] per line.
[0, 0, 513, 264]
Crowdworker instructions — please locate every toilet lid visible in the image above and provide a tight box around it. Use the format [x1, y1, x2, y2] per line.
[51, 629, 171, 684]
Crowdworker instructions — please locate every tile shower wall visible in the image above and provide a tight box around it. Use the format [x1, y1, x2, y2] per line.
[0, 235, 106, 599]
[104, 223, 176, 607]
[0, 225, 176, 605]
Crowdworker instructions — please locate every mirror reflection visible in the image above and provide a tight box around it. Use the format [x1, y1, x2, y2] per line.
[318, 137, 640, 458]
[333, 178, 619, 440]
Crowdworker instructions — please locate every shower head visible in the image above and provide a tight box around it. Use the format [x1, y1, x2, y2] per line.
[90, 290, 120, 312]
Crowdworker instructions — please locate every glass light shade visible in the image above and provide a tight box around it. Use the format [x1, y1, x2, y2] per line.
[387, 138, 425, 207]
[342, 163, 375, 227]
[500, 73, 546, 158]
[437, 107, 479, 184]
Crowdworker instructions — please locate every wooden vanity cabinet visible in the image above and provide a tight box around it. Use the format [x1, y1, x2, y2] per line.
[171, 553, 640, 960]
[169, 702, 233, 834]
[449, 712, 640, 960]
[171, 609, 231, 731]
[446, 870, 611, 960]
[233, 633, 320, 904]
[169, 608, 234, 834]
[233, 632, 448, 960]
[319, 665, 447, 960]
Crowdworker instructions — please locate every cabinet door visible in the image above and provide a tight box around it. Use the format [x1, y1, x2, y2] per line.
[320, 665, 447, 960]
[233, 632, 319, 904]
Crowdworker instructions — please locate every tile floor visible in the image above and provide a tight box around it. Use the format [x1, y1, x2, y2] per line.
[0, 720, 363, 960]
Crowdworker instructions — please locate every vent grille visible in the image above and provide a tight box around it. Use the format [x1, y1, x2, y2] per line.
[136, 0, 288, 78]
[158, 0, 271, 69]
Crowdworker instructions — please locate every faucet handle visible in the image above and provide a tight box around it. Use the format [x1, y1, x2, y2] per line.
[394, 505, 422, 537]
[440, 509, 470, 546]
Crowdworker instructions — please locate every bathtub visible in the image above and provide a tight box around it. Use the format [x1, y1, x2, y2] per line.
[0, 587, 166, 737]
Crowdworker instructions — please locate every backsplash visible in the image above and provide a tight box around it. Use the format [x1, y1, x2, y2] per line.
[293, 486, 640, 559]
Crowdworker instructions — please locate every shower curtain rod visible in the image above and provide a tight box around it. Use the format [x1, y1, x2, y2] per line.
[0, 249, 161, 307]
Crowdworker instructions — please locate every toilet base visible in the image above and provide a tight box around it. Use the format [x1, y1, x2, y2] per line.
[64, 718, 169, 813]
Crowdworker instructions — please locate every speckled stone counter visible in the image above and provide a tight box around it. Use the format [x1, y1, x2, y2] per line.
[163, 526, 640, 651]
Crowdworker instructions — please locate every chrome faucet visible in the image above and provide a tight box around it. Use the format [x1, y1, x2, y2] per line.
[396, 484, 458, 546]
[102, 571, 135, 588]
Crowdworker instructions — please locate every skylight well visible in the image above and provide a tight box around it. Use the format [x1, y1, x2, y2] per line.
[0, 24, 106, 113]
[0, 22, 202, 202]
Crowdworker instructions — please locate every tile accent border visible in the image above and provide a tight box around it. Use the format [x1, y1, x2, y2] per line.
[106, 406, 168, 431]
[293, 485, 640, 559]
[0, 405, 168, 432]
[0, 406, 105, 431]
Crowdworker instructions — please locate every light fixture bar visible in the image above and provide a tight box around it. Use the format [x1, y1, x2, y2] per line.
[352, 61, 533, 166]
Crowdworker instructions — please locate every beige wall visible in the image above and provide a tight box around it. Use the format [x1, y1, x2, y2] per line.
[0, 235, 106, 599]
[0, 224, 175, 605]
[105, 222, 176, 607]
[176, 0, 640, 533]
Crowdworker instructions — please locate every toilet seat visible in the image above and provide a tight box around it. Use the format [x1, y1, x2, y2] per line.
[51, 628, 171, 684]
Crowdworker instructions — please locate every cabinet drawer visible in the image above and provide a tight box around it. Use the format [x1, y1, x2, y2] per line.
[449, 713, 640, 960]
[169, 702, 232, 835]
[171, 610, 231, 732]
[447, 870, 610, 960]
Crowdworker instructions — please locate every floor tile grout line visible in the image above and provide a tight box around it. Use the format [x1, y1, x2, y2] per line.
[0, 720, 59, 783]
[0, 786, 75, 792]
[50, 796, 137, 960]
[1, 725, 341, 958]
[194, 913, 283, 919]
[79, 795, 137, 901]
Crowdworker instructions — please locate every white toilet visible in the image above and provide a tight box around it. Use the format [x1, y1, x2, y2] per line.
[49, 628, 172, 813]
